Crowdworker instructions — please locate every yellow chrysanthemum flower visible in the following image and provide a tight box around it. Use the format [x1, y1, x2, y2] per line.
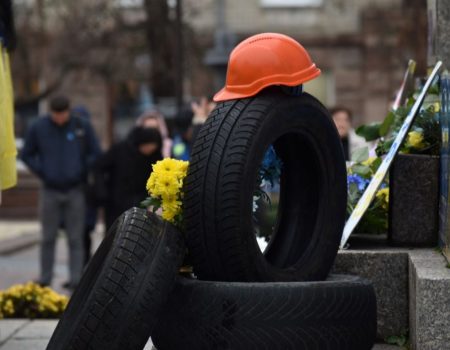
[0, 282, 68, 319]
[376, 188, 389, 209]
[153, 158, 187, 175]
[175, 160, 189, 174]
[433, 102, 440, 113]
[161, 195, 182, 222]
[362, 157, 376, 166]
[407, 131, 424, 149]
[154, 175, 181, 196]
[146, 171, 157, 194]
[145, 158, 189, 225]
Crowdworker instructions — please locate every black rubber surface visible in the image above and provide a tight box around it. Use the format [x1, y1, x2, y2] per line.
[184, 90, 347, 282]
[46, 208, 185, 350]
[152, 274, 377, 350]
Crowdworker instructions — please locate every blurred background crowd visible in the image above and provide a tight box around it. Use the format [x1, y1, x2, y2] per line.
[1, 0, 428, 291]
[3, 0, 428, 216]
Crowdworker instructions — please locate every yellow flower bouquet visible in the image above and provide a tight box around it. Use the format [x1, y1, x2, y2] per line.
[142, 158, 189, 226]
[0, 282, 68, 319]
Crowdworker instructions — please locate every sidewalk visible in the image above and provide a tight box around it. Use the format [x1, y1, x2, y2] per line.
[0, 223, 104, 294]
[0, 319, 155, 349]
[0, 319, 399, 349]
[0, 221, 40, 255]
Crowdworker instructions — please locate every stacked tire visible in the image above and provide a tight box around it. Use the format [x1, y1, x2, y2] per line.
[47, 91, 376, 350]
[153, 91, 377, 349]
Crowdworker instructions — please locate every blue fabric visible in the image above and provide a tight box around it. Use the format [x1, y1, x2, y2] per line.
[21, 115, 101, 191]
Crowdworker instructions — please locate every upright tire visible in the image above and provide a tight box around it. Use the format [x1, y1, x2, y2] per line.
[47, 208, 185, 350]
[184, 90, 347, 282]
[152, 275, 377, 350]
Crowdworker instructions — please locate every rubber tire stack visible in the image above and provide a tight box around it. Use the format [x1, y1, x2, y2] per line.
[153, 90, 377, 349]
[152, 275, 376, 350]
[48, 89, 377, 350]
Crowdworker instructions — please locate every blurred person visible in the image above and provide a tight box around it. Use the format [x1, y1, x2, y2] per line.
[21, 96, 101, 290]
[330, 106, 366, 161]
[72, 105, 101, 266]
[171, 108, 193, 161]
[94, 126, 162, 230]
[136, 110, 172, 158]
[170, 96, 216, 161]
[190, 96, 217, 146]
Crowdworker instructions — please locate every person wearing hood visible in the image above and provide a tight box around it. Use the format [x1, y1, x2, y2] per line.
[94, 126, 163, 230]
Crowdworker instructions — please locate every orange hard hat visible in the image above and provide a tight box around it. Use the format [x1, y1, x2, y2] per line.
[214, 33, 321, 102]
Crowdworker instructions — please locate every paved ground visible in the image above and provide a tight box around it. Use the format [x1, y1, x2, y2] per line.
[0, 222, 104, 295]
[0, 320, 155, 349]
[0, 222, 156, 349]
[0, 221, 39, 243]
[0, 319, 399, 349]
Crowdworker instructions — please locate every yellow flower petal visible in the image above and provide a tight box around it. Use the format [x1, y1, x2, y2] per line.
[407, 131, 424, 149]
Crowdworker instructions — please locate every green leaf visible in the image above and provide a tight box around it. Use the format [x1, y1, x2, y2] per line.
[376, 139, 394, 157]
[385, 335, 407, 347]
[141, 196, 161, 211]
[356, 123, 381, 141]
[369, 157, 382, 173]
[379, 111, 395, 136]
[140, 197, 153, 208]
[351, 147, 369, 163]
[348, 183, 361, 200]
[351, 164, 371, 177]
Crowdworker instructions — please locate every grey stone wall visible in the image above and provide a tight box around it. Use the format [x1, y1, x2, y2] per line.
[185, 0, 427, 125]
[427, 0, 450, 67]
[333, 249, 410, 340]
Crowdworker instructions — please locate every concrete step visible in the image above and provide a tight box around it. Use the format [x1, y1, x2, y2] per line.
[409, 250, 450, 350]
[333, 246, 410, 340]
[333, 245, 450, 350]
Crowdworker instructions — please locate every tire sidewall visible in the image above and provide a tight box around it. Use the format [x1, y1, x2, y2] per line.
[224, 92, 347, 281]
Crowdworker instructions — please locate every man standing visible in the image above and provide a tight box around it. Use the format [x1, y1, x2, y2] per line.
[21, 95, 100, 290]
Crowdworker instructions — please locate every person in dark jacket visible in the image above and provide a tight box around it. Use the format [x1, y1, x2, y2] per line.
[95, 126, 163, 230]
[71, 105, 101, 266]
[21, 95, 101, 290]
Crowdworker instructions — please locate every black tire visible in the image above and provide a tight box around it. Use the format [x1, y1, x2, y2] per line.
[152, 275, 377, 350]
[47, 208, 185, 350]
[184, 90, 347, 282]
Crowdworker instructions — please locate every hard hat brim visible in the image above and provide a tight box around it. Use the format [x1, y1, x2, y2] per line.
[214, 68, 321, 102]
[213, 87, 252, 102]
